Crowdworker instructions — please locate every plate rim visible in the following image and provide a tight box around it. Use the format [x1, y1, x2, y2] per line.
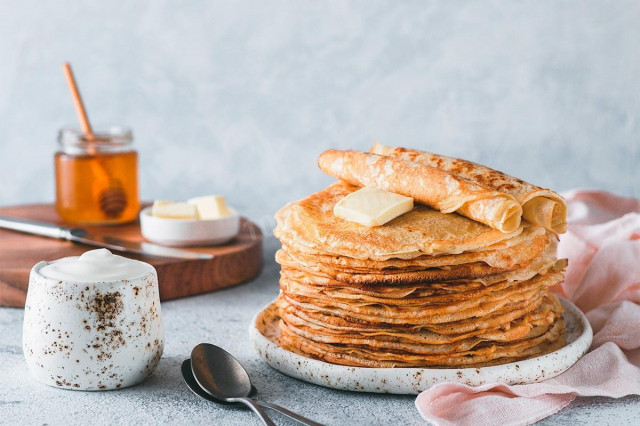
[250, 296, 593, 394]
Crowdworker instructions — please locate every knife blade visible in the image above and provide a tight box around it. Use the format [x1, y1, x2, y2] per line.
[0, 215, 213, 260]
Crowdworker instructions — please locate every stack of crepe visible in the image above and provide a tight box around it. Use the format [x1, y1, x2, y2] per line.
[272, 144, 568, 368]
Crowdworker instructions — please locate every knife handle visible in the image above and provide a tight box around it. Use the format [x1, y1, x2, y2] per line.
[0, 216, 71, 240]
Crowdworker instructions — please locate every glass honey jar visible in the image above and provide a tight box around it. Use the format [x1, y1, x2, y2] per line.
[55, 127, 140, 224]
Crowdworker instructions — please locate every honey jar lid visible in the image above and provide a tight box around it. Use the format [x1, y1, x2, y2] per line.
[58, 126, 133, 155]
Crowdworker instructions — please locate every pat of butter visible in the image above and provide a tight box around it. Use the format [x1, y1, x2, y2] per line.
[334, 186, 413, 227]
[188, 195, 231, 220]
[151, 200, 198, 219]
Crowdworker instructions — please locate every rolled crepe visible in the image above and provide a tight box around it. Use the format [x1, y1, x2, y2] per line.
[370, 142, 567, 233]
[318, 150, 523, 233]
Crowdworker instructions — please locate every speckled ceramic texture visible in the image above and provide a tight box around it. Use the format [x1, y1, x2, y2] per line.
[251, 297, 592, 394]
[22, 261, 164, 391]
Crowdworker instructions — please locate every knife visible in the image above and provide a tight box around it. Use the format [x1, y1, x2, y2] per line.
[0, 215, 213, 260]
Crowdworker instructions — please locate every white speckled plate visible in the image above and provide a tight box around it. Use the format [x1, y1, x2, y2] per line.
[250, 297, 592, 394]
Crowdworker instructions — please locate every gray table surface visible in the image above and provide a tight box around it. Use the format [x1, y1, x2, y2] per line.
[1, 238, 639, 426]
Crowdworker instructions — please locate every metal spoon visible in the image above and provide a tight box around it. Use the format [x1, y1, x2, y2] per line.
[182, 359, 321, 425]
[190, 344, 274, 425]
[189, 344, 323, 426]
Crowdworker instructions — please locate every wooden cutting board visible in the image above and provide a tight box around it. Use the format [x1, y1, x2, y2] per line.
[0, 204, 263, 308]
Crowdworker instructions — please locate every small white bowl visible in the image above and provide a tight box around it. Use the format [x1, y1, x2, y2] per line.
[140, 207, 240, 247]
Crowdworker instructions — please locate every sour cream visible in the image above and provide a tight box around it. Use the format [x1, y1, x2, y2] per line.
[39, 248, 151, 282]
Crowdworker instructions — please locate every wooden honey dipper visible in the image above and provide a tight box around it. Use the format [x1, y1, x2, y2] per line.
[62, 63, 127, 219]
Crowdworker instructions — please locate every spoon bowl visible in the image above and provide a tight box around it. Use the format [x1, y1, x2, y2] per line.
[191, 343, 253, 400]
[191, 343, 275, 426]
[181, 359, 257, 404]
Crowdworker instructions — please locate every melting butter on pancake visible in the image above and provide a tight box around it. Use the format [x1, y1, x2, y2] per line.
[370, 142, 568, 233]
[318, 149, 523, 233]
[275, 182, 534, 261]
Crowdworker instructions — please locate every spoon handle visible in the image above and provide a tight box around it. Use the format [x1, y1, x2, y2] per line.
[235, 397, 276, 426]
[258, 401, 324, 426]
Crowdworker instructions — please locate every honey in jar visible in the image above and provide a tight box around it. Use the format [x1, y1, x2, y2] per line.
[55, 127, 140, 224]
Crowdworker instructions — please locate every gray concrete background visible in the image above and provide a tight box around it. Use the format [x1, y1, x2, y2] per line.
[0, 0, 638, 224]
[1, 1, 639, 424]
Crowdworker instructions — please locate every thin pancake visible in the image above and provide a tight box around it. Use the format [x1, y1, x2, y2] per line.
[274, 297, 566, 368]
[274, 182, 532, 261]
[281, 227, 549, 271]
[371, 142, 567, 233]
[280, 271, 554, 306]
[318, 149, 522, 232]
[279, 321, 565, 368]
[279, 257, 565, 291]
[280, 295, 560, 345]
[280, 271, 562, 325]
[278, 233, 550, 281]
[281, 310, 559, 355]
[277, 249, 516, 284]
[278, 293, 549, 335]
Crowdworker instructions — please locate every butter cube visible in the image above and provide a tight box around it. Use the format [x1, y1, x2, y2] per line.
[151, 200, 198, 219]
[187, 195, 231, 220]
[334, 186, 413, 227]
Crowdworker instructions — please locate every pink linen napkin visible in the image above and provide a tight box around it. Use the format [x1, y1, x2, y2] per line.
[416, 190, 640, 426]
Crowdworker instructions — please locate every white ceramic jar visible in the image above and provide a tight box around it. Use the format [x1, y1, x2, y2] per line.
[23, 249, 164, 390]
